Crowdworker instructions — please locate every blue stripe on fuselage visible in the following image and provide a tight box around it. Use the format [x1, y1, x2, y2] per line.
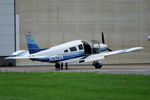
[93, 48, 108, 54]
[31, 51, 86, 63]
[99, 48, 108, 52]
[63, 51, 85, 60]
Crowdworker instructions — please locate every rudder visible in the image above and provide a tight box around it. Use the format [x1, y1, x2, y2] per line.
[25, 32, 46, 54]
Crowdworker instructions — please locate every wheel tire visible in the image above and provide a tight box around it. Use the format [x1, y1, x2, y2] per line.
[55, 63, 60, 69]
[94, 62, 102, 69]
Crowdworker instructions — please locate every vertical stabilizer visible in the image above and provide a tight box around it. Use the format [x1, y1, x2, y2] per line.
[25, 32, 44, 54]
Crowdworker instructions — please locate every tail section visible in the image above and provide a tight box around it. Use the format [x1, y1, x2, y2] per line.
[26, 32, 47, 54]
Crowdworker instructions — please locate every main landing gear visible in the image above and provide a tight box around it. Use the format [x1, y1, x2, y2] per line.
[92, 61, 103, 69]
[55, 62, 103, 69]
[55, 63, 68, 69]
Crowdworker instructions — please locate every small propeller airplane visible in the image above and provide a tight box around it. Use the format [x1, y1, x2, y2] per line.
[6, 32, 143, 69]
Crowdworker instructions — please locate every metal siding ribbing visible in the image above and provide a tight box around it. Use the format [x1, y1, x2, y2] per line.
[16, 0, 150, 65]
[0, 0, 15, 56]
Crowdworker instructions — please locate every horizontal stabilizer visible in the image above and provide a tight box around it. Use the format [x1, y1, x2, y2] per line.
[5, 50, 30, 59]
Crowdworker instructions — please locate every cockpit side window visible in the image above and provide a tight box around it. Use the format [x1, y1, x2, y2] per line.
[69, 46, 77, 52]
[64, 49, 68, 53]
[78, 44, 83, 50]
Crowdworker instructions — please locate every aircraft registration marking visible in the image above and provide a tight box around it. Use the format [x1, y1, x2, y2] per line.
[50, 55, 64, 61]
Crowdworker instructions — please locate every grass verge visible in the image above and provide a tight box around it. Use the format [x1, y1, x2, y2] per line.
[0, 72, 150, 100]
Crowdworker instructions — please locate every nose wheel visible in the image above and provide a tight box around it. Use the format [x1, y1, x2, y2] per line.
[93, 62, 103, 69]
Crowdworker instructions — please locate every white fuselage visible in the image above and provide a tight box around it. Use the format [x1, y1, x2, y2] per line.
[29, 40, 109, 63]
[29, 40, 87, 63]
[31, 40, 84, 57]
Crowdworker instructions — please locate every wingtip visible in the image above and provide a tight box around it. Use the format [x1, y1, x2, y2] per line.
[126, 47, 144, 53]
[136, 47, 144, 50]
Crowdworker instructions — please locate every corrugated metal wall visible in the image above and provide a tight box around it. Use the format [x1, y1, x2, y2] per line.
[0, 0, 15, 56]
[16, 0, 150, 65]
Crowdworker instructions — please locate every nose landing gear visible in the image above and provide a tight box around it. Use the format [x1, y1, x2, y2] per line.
[93, 62, 103, 69]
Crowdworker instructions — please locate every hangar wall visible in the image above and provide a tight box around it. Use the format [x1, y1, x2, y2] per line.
[0, 0, 15, 56]
[16, 0, 150, 65]
[0, 0, 16, 66]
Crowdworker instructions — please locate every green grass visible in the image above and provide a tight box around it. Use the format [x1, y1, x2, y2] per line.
[0, 72, 150, 100]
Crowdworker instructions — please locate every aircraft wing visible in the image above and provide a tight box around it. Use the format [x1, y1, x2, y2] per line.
[6, 56, 47, 59]
[81, 47, 143, 63]
[101, 47, 143, 56]
[6, 56, 29, 59]
[80, 54, 105, 63]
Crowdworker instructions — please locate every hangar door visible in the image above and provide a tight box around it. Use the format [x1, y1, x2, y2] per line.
[0, 0, 15, 56]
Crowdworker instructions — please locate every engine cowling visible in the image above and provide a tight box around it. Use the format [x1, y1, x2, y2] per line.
[92, 44, 108, 54]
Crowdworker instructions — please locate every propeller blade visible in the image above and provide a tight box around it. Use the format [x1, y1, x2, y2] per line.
[107, 48, 112, 51]
[102, 32, 105, 44]
[101, 32, 113, 51]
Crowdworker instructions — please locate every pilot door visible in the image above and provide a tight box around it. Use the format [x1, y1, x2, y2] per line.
[82, 41, 92, 54]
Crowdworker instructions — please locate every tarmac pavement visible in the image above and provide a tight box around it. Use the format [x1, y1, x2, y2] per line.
[0, 64, 150, 75]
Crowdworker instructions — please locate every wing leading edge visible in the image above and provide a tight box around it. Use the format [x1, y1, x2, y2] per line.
[80, 47, 143, 63]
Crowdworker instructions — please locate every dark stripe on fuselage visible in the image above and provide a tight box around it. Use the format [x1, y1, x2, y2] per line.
[31, 51, 87, 63]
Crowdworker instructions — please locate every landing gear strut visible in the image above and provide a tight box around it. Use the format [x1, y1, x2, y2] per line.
[65, 63, 68, 69]
[93, 62, 103, 69]
[55, 63, 68, 69]
[61, 63, 63, 69]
